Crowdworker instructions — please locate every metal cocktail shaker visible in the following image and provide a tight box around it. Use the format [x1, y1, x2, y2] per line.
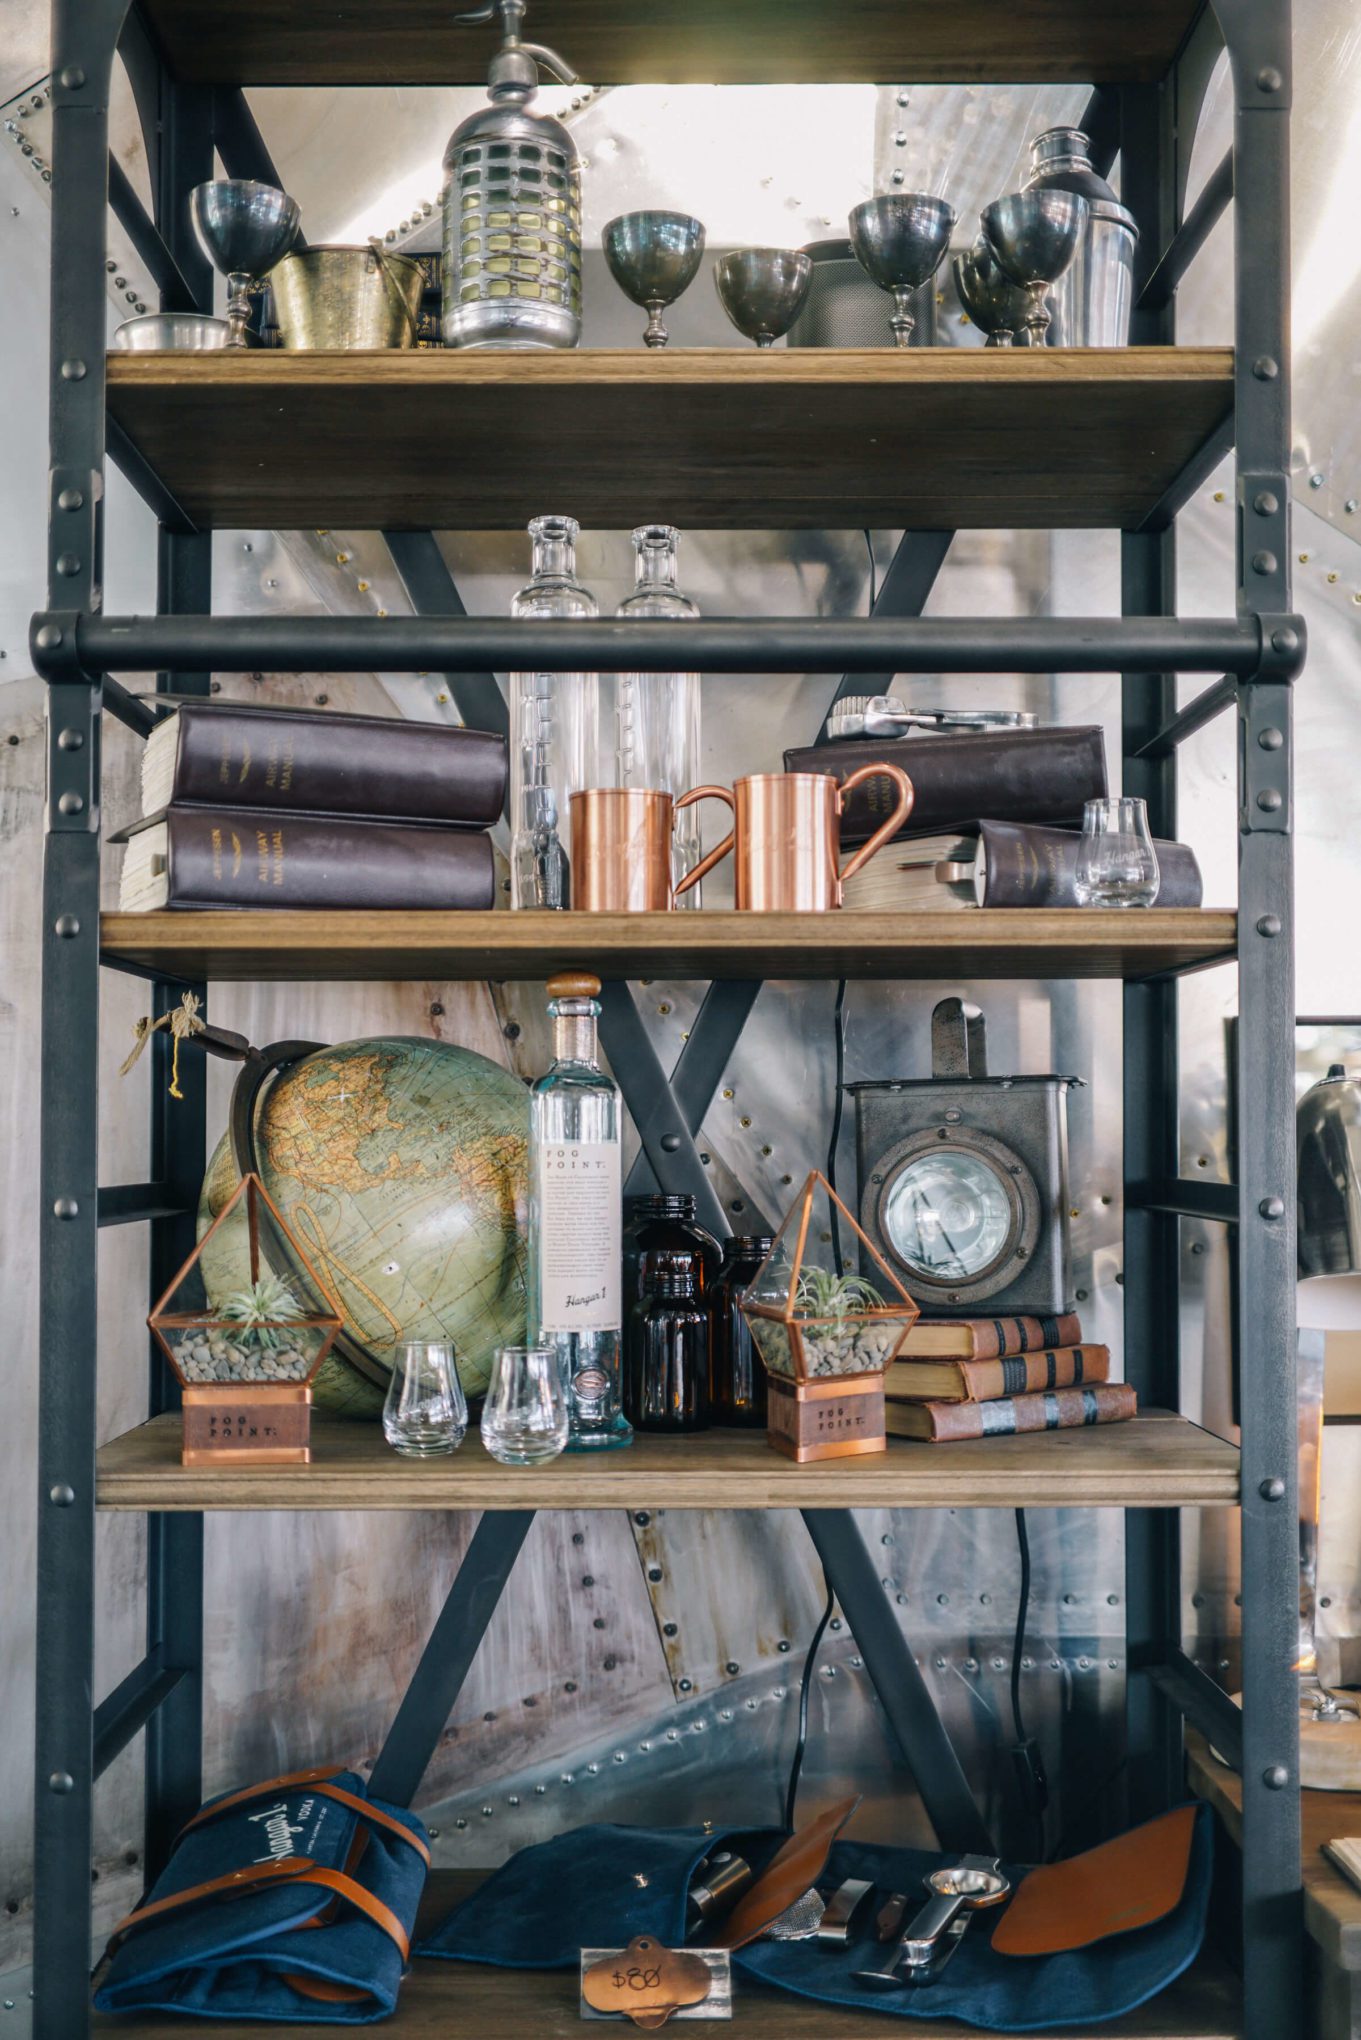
[441, 0, 582, 350]
[1022, 127, 1138, 346]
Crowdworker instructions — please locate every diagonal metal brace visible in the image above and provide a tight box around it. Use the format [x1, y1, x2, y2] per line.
[625, 981, 763, 1203]
[598, 984, 733, 1239]
[383, 530, 511, 746]
[815, 530, 954, 745]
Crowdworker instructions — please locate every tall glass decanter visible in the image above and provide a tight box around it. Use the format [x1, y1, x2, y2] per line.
[528, 972, 631, 1450]
[510, 516, 599, 909]
[614, 524, 703, 905]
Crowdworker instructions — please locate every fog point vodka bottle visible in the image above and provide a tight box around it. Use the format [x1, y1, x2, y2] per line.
[529, 972, 631, 1450]
[614, 524, 703, 904]
[510, 516, 599, 909]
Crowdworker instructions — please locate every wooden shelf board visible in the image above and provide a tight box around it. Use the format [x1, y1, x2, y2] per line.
[103, 347, 1235, 533]
[135, 0, 1207, 88]
[1188, 1732, 1361, 1973]
[99, 908, 1238, 986]
[96, 1409, 1239, 1513]
[92, 1869, 1242, 2036]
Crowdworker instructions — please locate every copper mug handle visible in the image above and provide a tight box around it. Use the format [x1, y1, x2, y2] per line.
[835, 762, 915, 895]
[673, 785, 736, 900]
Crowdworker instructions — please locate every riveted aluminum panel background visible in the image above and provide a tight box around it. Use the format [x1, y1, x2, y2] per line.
[1, 0, 1360, 1973]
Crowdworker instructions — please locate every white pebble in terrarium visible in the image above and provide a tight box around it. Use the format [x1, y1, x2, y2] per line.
[174, 1275, 315, 1384]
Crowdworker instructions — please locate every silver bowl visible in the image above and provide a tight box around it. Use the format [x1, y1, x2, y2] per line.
[112, 312, 231, 352]
[189, 180, 301, 347]
[980, 190, 1088, 346]
[848, 193, 956, 346]
[603, 211, 706, 349]
[714, 248, 813, 348]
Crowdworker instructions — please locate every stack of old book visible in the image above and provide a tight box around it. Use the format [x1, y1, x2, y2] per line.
[116, 702, 507, 911]
[883, 1311, 1136, 1442]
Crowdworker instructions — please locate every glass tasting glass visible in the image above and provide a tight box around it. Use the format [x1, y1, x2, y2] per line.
[382, 1340, 468, 1457]
[614, 524, 703, 903]
[510, 515, 600, 909]
[481, 1345, 570, 1465]
[1073, 795, 1160, 908]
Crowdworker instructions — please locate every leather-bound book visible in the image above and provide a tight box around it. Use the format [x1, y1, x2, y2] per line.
[118, 807, 496, 912]
[887, 1381, 1136, 1441]
[141, 703, 507, 829]
[783, 725, 1107, 845]
[900, 1312, 1084, 1359]
[886, 1343, 1110, 1405]
[967, 820, 1203, 907]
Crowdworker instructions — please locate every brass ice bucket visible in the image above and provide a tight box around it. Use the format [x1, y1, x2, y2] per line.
[269, 244, 424, 349]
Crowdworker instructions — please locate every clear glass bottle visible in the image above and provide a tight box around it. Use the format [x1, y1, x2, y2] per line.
[510, 516, 599, 910]
[625, 1249, 710, 1434]
[528, 972, 631, 1450]
[614, 525, 703, 905]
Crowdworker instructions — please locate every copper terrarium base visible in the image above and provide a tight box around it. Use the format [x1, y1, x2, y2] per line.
[765, 1374, 887, 1463]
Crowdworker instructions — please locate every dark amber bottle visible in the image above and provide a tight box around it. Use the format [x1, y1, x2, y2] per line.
[621, 1193, 721, 1308]
[708, 1236, 774, 1428]
[625, 1250, 710, 1434]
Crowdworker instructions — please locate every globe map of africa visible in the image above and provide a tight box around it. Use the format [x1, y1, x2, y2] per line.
[198, 1036, 530, 1414]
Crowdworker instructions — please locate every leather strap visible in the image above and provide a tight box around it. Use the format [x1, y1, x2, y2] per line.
[108, 1855, 412, 1963]
[178, 1767, 429, 1866]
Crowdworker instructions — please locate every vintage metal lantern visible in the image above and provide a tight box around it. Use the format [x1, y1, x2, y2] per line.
[149, 1172, 343, 1467]
[740, 1169, 920, 1462]
[441, 0, 582, 350]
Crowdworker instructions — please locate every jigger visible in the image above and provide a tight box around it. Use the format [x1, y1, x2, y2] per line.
[190, 180, 301, 349]
[953, 238, 1031, 347]
[848, 193, 956, 347]
[980, 190, 1088, 347]
[604, 211, 706, 349]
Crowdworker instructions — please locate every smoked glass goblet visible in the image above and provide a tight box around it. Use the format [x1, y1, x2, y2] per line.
[603, 211, 706, 349]
[848, 193, 956, 347]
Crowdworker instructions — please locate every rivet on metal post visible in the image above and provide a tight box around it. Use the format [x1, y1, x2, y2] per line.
[55, 554, 81, 578]
[34, 625, 64, 651]
[57, 791, 85, 816]
[660, 1133, 681, 1153]
[1270, 628, 1298, 656]
[54, 915, 80, 938]
[59, 359, 87, 381]
[52, 1199, 79, 1219]
[1252, 357, 1278, 381]
[57, 65, 86, 89]
[48, 1485, 75, 1506]
[1259, 1477, 1286, 1501]
[57, 728, 83, 751]
[1251, 551, 1278, 576]
[1256, 789, 1282, 813]
[1262, 1764, 1290, 1789]
[1258, 727, 1284, 750]
[48, 1773, 74, 1794]
[1256, 67, 1283, 93]
[1259, 1197, 1285, 1219]
[57, 488, 83, 512]
[1256, 915, 1281, 937]
[1253, 491, 1278, 515]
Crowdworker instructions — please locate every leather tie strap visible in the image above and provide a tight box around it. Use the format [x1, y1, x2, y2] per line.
[177, 1767, 429, 1866]
[107, 1855, 413, 1964]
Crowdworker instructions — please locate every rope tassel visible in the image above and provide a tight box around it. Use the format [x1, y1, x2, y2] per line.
[119, 992, 207, 1100]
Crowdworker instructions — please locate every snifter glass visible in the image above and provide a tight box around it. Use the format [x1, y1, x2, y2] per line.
[1073, 796, 1161, 908]
[481, 1345, 569, 1465]
[383, 1341, 468, 1456]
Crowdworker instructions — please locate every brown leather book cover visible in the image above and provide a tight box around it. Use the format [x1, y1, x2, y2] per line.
[151, 702, 507, 829]
[887, 1344, 1111, 1405]
[782, 726, 1107, 846]
[977, 820, 1203, 907]
[127, 806, 496, 911]
[887, 1381, 1136, 1441]
[992, 1806, 1197, 1955]
[901, 1312, 1084, 1360]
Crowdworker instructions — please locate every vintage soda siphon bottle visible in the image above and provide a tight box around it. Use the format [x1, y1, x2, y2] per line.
[528, 972, 631, 1449]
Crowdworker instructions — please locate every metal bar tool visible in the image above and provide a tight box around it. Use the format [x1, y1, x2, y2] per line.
[852, 1856, 1010, 1989]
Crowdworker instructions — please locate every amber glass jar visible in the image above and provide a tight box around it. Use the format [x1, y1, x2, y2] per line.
[625, 1250, 710, 1433]
[708, 1235, 774, 1428]
[621, 1193, 720, 1309]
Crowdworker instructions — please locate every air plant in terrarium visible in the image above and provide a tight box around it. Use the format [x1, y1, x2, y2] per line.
[148, 1172, 343, 1464]
[740, 1170, 920, 1460]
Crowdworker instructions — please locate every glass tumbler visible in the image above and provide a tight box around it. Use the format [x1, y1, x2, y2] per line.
[481, 1345, 570, 1466]
[383, 1341, 468, 1457]
[1073, 796, 1160, 907]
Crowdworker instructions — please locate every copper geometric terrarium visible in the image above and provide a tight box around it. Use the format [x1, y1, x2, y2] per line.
[739, 1169, 920, 1462]
[148, 1172, 343, 1466]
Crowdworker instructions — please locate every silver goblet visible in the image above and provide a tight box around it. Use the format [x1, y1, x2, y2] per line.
[603, 211, 706, 349]
[953, 238, 1032, 347]
[980, 190, 1088, 347]
[190, 180, 301, 349]
[848, 193, 956, 347]
[714, 248, 813, 348]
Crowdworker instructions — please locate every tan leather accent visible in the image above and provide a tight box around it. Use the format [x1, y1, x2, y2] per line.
[107, 1856, 318, 1951]
[281, 1974, 374, 2005]
[708, 1796, 860, 1951]
[178, 1768, 429, 1865]
[991, 1805, 1198, 1956]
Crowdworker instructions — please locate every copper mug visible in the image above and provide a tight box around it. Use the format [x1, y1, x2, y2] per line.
[570, 788, 688, 911]
[674, 765, 914, 911]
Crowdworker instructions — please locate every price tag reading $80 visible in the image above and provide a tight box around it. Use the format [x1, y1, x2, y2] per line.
[580, 1938, 725, 2028]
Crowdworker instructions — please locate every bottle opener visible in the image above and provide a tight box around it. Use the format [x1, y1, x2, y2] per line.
[853, 1857, 1011, 1989]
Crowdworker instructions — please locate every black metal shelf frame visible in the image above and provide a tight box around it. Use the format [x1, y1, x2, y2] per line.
[32, 1, 1302, 2034]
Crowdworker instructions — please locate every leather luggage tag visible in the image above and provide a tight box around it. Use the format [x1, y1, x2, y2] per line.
[990, 1805, 1198, 1957]
[706, 1796, 860, 1952]
[582, 1939, 715, 2029]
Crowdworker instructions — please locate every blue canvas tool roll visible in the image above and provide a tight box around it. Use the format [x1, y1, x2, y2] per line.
[420, 1805, 1213, 2032]
[93, 1765, 429, 2024]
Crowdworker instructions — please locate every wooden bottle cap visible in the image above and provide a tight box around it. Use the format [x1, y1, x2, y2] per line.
[547, 971, 602, 998]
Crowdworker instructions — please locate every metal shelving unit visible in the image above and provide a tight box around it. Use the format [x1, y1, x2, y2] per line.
[32, 0, 1302, 2033]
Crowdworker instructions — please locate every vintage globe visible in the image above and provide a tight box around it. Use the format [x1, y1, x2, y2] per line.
[198, 1037, 530, 1414]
